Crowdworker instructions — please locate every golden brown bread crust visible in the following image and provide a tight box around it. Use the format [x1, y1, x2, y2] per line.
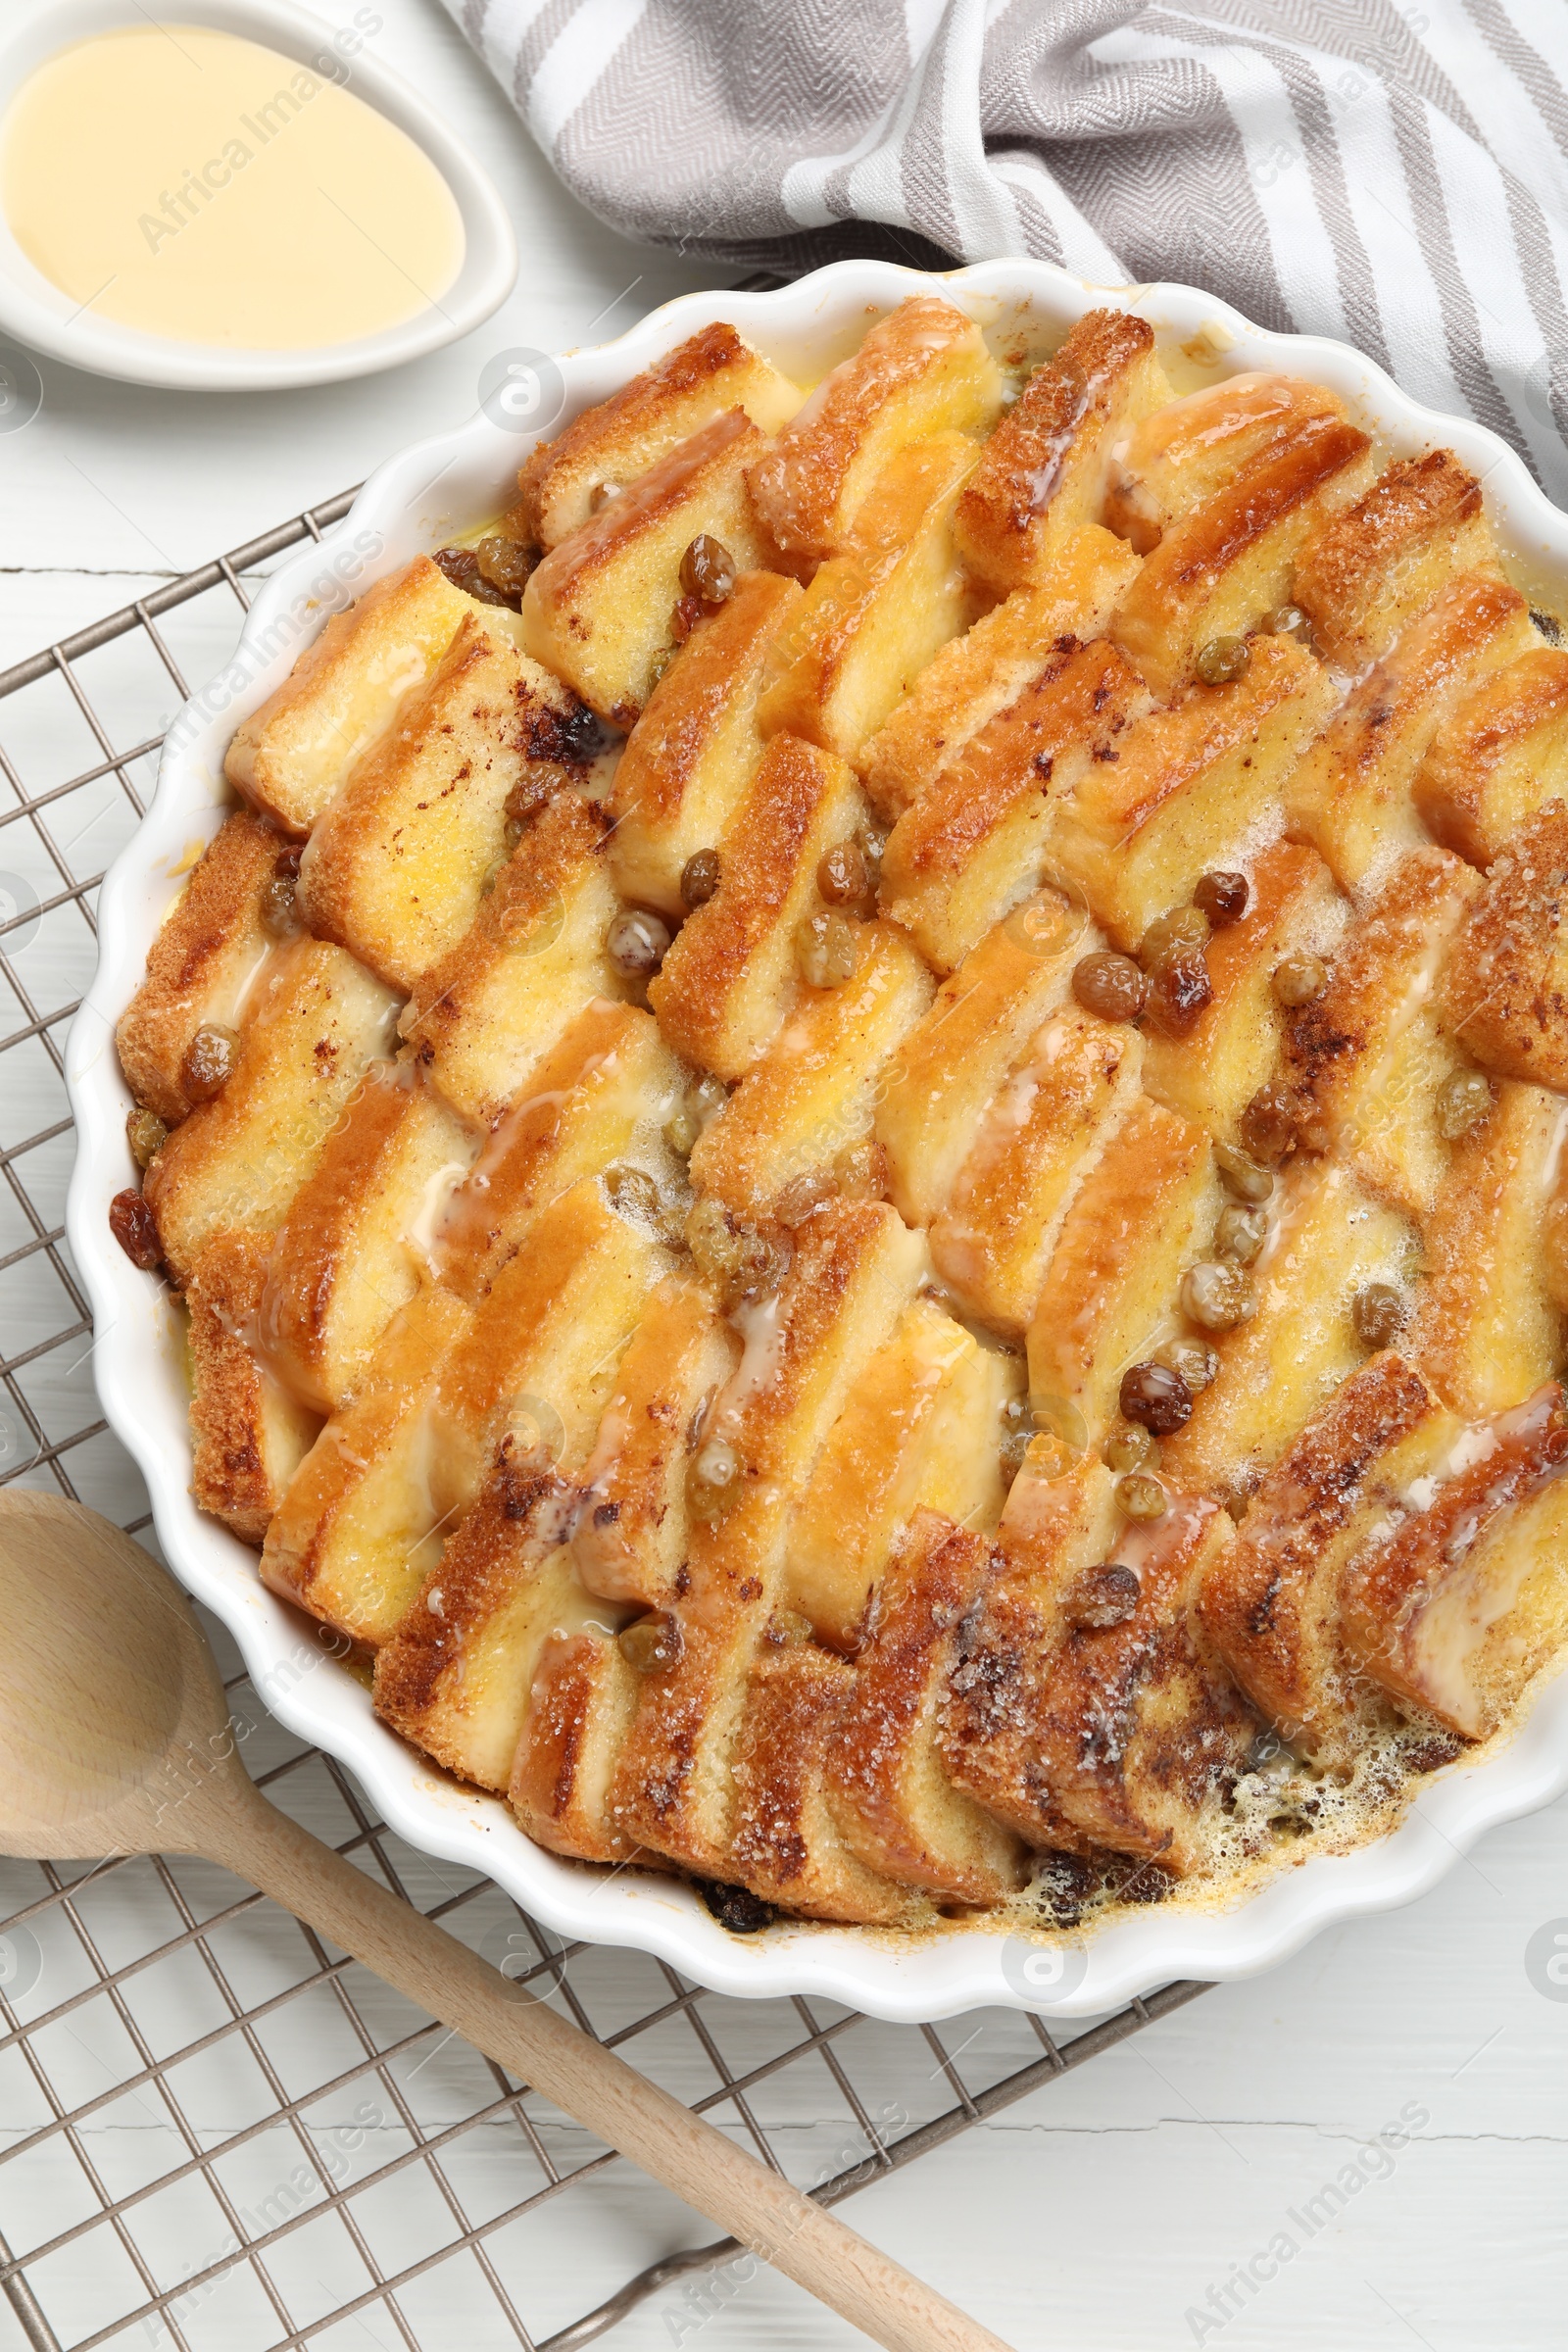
[954, 309, 1165, 592]
[515, 322, 802, 548]
[1109, 415, 1372, 698]
[827, 1510, 1029, 1902]
[1414, 647, 1568, 867]
[1198, 1351, 1438, 1767]
[1340, 1381, 1568, 1738]
[510, 1628, 653, 1865]
[1437, 805, 1568, 1089]
[186, 1231, 320, 1544]
[1295, 449, 1498, 665]
[117, 812, 288, 1127]
[749, 295, 1003, 569]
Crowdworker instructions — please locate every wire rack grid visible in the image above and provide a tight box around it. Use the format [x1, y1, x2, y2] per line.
[0, 492, 1210, 2352]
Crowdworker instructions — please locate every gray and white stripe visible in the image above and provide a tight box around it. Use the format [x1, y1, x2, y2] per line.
[442, 0, 1568, 499]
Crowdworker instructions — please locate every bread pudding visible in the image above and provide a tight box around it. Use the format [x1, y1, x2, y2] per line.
[112, 297, 1568, 1936]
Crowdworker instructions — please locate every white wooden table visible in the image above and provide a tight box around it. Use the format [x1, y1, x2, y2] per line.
[2, 3, 1564, 2343]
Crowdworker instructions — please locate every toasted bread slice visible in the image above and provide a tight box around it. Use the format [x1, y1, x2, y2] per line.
[730, 1643, 932, 1924]
[1026, 1496, 1251, 1873]
[1162, 1163, 1417, 1502]
[1142, 840, 1345, 1143]
[424, 1176, 671, 1521]
[608, 570, 803, 917]
[649, 732, 865, 1078]
[1295, 450, 1501, 667]
[750, 295, 1003, 568]
[1413, 1082, 1567, 1417]
[300, 615, 598, 991]
[432, 1003, 681, 1301]
[954, 309, 1170, 591]
[1104, 371, 1346, 551]
[260, 1281, 475, 1644]
[116, 812, 293, 1128]
[1285, 846, 1482, 1217]
[401, 792, 622, 1128]
[932, 1005, 1143, 1334]
[688, 922, 933, 1216]
[261, 1065, 475, 1413]
[1050, 635, 1335, 952]
[880, 636, 1151, 973]
[186, 1232, 321, 1544]
[144, 936, 399, 1288]
[1341, 1381, 1568, 1739]
[1286, 575, 1535, 892]
[1198, 1351, 1443, 1767]
[755, 433, 982, 762]
[787, 1296, 1017, 1649]
[1413, 648, 1568, 869]
[1437, 805, 1568, 1090]
[570, 1277, 738, 1611]
[373, 1458, 596, 1791]
[828, 1510, 1029, 1902]
[225, 557, 488, 833]
[938, 1454, 1121, 1845]
[859, 527, 1141, 819]
[515, 322, 804, 548]
[1110, 416, 1372, 699]
[612, 1201, 926, 1874]
[875, 903, 1085, 1226]
[1027, 1097, 1221, 1446]
[510, 1626, 648, 1864]
[521, 411, 771, 723]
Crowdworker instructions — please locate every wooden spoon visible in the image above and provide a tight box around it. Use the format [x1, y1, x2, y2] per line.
[0, 1488, 1013, 2352]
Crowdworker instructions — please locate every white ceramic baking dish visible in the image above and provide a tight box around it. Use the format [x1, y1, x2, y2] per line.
[65, 256, 1568, 2022]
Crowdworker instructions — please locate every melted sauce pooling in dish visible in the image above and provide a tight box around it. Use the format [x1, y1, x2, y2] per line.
[1, 26, 464, 350]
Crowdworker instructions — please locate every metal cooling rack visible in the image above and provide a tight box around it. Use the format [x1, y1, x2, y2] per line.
[0, 492, 1210, 2352]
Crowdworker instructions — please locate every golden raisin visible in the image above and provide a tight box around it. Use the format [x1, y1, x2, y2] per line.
[1213, 1202, 1267, 1265]
[125, 1107, 168, 1170]
[1214, 1142, 1274, 1203]
[1238, 1082, 1298, 1165]
[1438, 1067, 1493, 1142]
[816, 840, 871, 907]
[1072, 951, 1147, 1022]
[180, 1022, 237, 1103]
[679, 533, 738, 610]
[259, 872, 298, 938]
[618, 1614, 681, 1672]
[1194, 870, 1250, 928]
[1115, 1472, 1168, 1523]
[1180, 1260, 1257, 1331]
[1195, 635, 1250, 686]
[1273, 953, 1327, 1008]
[1353, 1282, 1407, 1348]
[795, 909, 860, 988]
[685, 1199, 790, 1306]
[472, 531, 537, 604]
[681, 849, 721, 908]
[1147, 945, 1213, 1036]
[1138, 906, 1210, 970]
[1102, 1423, 1156, 1474]
[1120, 1360, 1193, 1435]
[1152, 1334, 1219, 1393]
[606, 907, 671, 980]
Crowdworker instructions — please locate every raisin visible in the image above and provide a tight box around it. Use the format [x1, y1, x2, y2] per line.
[697, 1880, 774, 1935]
[110, 1189, 162, 1271]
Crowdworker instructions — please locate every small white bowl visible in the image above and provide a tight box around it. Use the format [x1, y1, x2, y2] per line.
[66, 257, 1568, 2022]
[0, 0, 516, 390]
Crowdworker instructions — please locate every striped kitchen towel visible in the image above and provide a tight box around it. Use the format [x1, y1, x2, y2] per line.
[443, 0, 1568, 501]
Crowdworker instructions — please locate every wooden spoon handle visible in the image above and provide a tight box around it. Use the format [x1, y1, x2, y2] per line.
[214, 1788, 1013, 2352]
